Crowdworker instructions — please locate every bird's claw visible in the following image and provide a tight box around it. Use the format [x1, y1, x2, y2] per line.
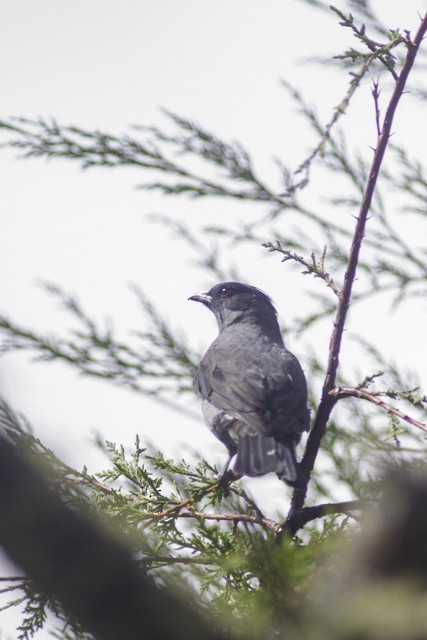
[217, 469, 241, 497]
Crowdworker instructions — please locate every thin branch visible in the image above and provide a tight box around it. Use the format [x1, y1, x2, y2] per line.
[372, 79, 382, 137]
[330, 6, 401, 80]
[142, 480, 226, 519]
[233, 485, 268, 522]
[286, 14, 427, 525]
[62, 475, 114, 494]
[288, 30, 403, 191]
[178, 510, 282, 536]
[134, 479, 282, 535]
[330, 385, 427, 433]
[140, 555, 214, 567]
[263, 243, 341, 296]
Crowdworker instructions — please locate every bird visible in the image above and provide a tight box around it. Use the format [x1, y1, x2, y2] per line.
[189, 282, 310, 488]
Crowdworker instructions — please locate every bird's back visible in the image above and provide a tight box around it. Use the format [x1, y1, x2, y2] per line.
[195, 325, 310, 442]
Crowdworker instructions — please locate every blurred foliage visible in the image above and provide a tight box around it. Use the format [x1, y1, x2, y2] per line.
[0, 1, 426, 639]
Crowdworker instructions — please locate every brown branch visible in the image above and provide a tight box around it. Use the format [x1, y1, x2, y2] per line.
[286, 14, 427, 526]
[62, 474, 114, 494]
[147, 482, 220, 519]
[138, 482, 282, 535]
[282, 499, 368, 538]
[330, 385, 427, 433]
[144, 498, 366, 539]
[178, 510, 282, 536]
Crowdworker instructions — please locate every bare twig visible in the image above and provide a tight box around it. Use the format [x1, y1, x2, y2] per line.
[372, 79, 382, 137]
[263, 243, 340, 296]
[285, 14, 427, 531]
[330, 385, 427, 433]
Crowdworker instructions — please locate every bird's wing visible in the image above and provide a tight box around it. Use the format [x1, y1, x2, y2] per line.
[194, 343, 308, 437]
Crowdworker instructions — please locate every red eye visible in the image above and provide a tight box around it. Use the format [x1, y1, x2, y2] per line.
[220, 287, 231, 297]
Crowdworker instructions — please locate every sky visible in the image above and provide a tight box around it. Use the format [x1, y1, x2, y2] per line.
[0, 1, 426, 636]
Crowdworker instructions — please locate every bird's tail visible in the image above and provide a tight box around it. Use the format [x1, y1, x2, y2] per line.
[275, 439, 306, 488]
[234, 435, 277, 477]
[234, 434, 305, 488]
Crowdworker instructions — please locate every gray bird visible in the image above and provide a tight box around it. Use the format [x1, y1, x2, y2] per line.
[189, 282, 310, 487]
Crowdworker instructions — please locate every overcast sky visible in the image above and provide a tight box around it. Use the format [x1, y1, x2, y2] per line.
[1, 1, 426, 636]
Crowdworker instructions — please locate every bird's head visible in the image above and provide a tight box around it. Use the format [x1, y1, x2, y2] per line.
[189, 282, 282, 337]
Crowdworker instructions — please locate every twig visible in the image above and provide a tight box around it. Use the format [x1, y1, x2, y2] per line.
[153, 497, 195, 517]
[263, 243, 340, 296]
[330, 385, 427, 433]
[145, 482, 223, 519]
[61, 475, 114, 494]
[330, 7, 401, 81]
[178, 510, 282, 536]
[290, 31, 403, 191]
[286, 14, 427, 527]
[140, 555, 214, 567]
[356, 371, 384, 389]
[234, 485, 268, 522]
[137, 482, 281, 535]
[372, 79, 382, 136]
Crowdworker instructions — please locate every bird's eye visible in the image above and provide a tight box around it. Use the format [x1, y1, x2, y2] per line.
[220, 287, 232, 297]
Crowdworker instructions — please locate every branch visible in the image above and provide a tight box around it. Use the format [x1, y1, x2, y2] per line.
[143, 481, 221, 519]
[134, 476, 282, 535]
[330, 385, 427, 434]
[282, 499, 368, 538]
[0, 113, 276, 203]
[178, 510, 282, 536]
[287, 13, 427, 521]
[62, 474, 115, 494]
[145, 496, 366, 539]
[287, 25, 403, 191]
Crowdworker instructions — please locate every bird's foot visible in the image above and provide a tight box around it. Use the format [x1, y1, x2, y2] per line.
[217, 469, 241, 498]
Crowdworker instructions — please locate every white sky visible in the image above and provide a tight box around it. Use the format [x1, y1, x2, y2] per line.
[0, 1, 426, 636]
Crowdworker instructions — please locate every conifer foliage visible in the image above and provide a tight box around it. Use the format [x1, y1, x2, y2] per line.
[0, 3, 427, 639]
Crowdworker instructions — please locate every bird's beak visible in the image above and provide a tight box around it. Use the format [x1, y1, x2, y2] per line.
[188, 292, 213, 307]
